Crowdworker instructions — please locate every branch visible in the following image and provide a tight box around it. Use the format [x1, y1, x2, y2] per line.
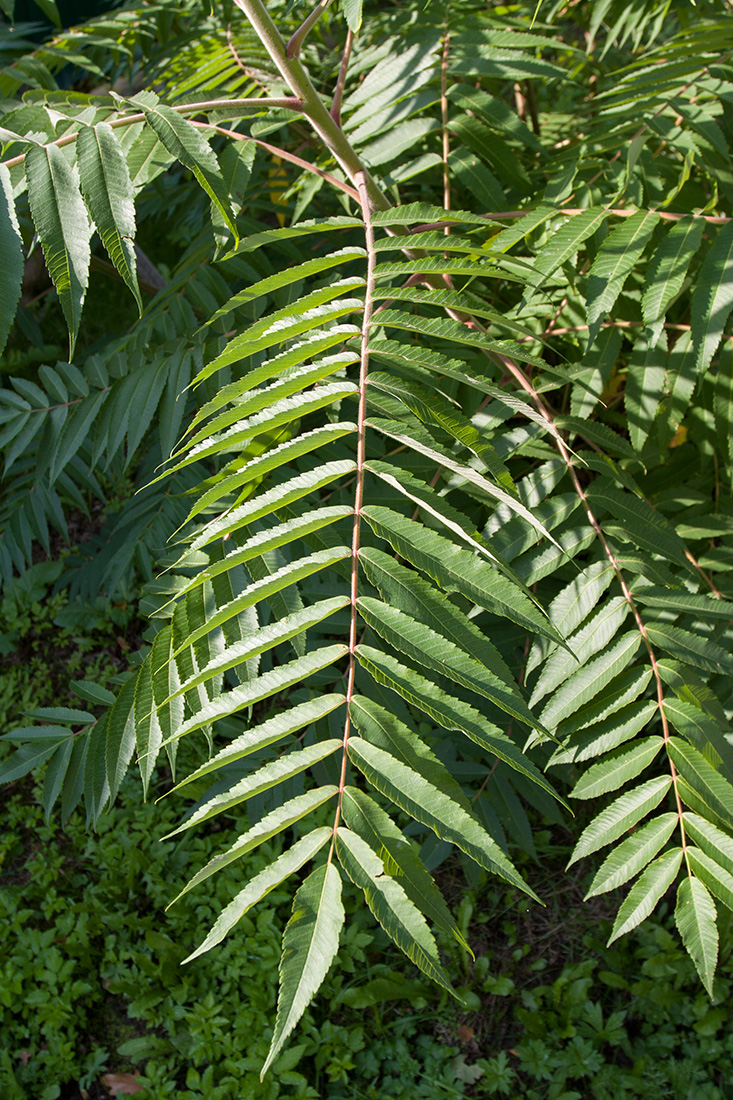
[330, 28, 354, 126]
[2, 96, 302, 169]
[191, 120, 359, 200]
[286, 0, 335, 59]
[234, 0, 388, 213]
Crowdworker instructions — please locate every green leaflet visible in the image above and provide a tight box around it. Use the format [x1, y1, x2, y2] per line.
[645, 623, 733, 677]
[372, 310, 546, 369]
[684, 814, 733, 879]
[714, 344, 733, 481]
[555, 666, 653, 740]
[26, 143, 92, 357]
[171, 547, 351, 654]
[84, 713, 110, 828]
[550, 700, 658, 766]
[0, 163, 23, 355]
[366, 420, 566, 551]
[527, 561, 615, 676]
[164, 739, 341, 837]
[370, 285, 536, 339]
[569, 775, 672, 865]
[651, 655, 726, 734]
[349, 695, 471, 810]
[634, 587, 733, 620]
[355, 645, 562, 801]
[105, 673, 137, 805]
[262, 863, 345, 1077]
[447, 86, 546, 155]
[342, 0, 363, 32]
[347, 737, 538, 900]
[197, 295, 364, 382]
[371, 202, 494, 227]
[540, 632, 642, 731]
[675, 876, 718, 998]
[227, 216, 360, 257]
[341, 786, 465, 948]
[361, 505, 561, 645]
[170, 695, 346, 791]
[586, 210, 660, 344]
[152, 626, 182, 780]
[447, 116, 531, 194]
[642, 216, 704, 337]
[167, 597, 350, 698]
[77, 123, 141, 312]
[529, 596, 630, 707]
[205, 248, 365, 328]
[357, 597, 542, 732]
[585, 814, 678, 898]
[134, 652, 162, 798]
[367, 341, 558, 441]
[625, 330, 668, 453]
[688, 848, 733, 913]
[570, 737, 663, 801]
[41, 737, 73, 823]
[373, 229, 492, 255]
[170, 383, 359, 471]
[61, 733, 88, 823]
[691, 222, 733, 373]
[185, 828, 332, 963]
[608, 849, 684, 944]
[668, 739, 733, 831]
[367, 372, 514, 491]
[143, 104, 237, 241]
[373, 257, 516, 279]
[677, 778, 733, 837]
[335, 828, 456, 995]
[585, 484, 690, 570]
[662, 698, 733, 785]
[180, 358, 355, 454]
[190, 461, 356, 550]
[185, 433, 356, 526]
[171, 511, 352, 603]
[170, 787, 339, 906]
[164, 645, 348, 742]
[358, 548, 515, 687]
[365, 461, 509, 569]
[188, 337, 358, 433]
[524, 207, 609, 297]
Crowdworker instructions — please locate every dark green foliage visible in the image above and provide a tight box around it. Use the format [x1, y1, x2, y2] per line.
[3, 0, 733, 1077]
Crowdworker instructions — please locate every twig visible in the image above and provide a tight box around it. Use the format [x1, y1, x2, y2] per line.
[330, 29, 354, 126]
[190, 120, 359, 200]
[226, 23, 271, 89]
[287, 0, 336, 59]
[2, 96, 302, 169]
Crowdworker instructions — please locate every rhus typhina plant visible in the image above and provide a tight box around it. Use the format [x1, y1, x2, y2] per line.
[3, 0, 733, 1075]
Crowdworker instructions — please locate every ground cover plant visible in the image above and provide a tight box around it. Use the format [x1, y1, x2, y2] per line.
[3, 0, 733, 1085]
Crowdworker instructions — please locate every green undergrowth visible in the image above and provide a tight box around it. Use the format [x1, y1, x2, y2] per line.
[3, 769, 733, 1100]
[0, 560, 138, 732]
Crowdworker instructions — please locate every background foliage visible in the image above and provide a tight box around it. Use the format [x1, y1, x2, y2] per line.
[3, 0, 733, 1089]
